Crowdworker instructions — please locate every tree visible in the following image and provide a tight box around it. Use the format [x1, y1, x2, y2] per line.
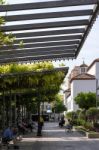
[86, 107, 99, 124]
[0, 0, 15, 47]
[74, 92, 96, 110]
[66, 111, 77, 120]
[52, 94, 67, 113]
[0, 0, 5, 4]
[0, 62, 66, 131]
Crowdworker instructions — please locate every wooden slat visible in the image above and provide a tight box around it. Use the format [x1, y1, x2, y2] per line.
[14, 35, 82, 44]
[76, 3, 99, 57]
[0, 0, 98, 64]
[0, 49, 75, 60]
[0, 48, 75, 56]
[1, 20, 89, 32]
[0, 53, 75, 64]
[9, 28, 85, 38]
[0, 0, 97, 12]
[0, 45, 76, 54]
[3, 10, 93, 22]
[0, 40, 79, 50]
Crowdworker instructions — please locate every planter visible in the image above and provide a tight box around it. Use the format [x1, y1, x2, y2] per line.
[75, 126, 99, 138]
[87, 132, 99, 138]
[75, 126, 86, 136]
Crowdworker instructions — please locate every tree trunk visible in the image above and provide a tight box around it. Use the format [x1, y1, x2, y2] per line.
[2, 89, 5, 129]
[14, 94, 17, 125]
[37, 100, 42, 136]
[9, 89, 12, 126]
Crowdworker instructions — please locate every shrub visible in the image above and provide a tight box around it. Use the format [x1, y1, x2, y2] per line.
[78, 109, 86, 120]
[66, 111, 77, 120]
[77, 119, 86, 126]
[84, 122, 93, 131]
[86, 107, 99, 123]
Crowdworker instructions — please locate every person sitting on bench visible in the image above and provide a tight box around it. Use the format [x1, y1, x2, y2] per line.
[2, 126, 19, 149]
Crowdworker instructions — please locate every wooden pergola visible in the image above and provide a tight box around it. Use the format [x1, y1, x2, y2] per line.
[0, 66, 69, 78]
[0, 0, 99, 64]
[0, 66, 69, 130]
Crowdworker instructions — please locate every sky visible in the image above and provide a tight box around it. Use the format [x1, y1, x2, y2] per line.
[6, 0, 99, 75]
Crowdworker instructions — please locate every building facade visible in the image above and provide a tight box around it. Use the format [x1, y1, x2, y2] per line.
[64, 59, 99, 112]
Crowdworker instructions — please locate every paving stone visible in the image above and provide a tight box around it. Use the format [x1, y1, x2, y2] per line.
[18, 122, 99, 150]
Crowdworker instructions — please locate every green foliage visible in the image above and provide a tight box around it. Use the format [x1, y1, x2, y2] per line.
[66, 111, 76, 120]
[84, 122, 93, 130]
[86, 107, 99, 123]
[66, 111, 78, 125]
[0, 16, 5, 25]
[0, 1, 15, 46]
[19, 40, 24, 48]
[77, 119, 86, 126]
[59, 63, 65, 66]
[76, 109, 81, 117]
[0, 65, 10, 74]
[78, 109, 86, 120]
[0, 62, 54, 74]
[0, 25, 15, 47]
[76, 118, 93, 130]
[83, 121, 93, 130]
[0, 0, 5, 4]
[0, 62, 66, 115]
[74, 92, 96, 110]
[52, 94, 67, 113]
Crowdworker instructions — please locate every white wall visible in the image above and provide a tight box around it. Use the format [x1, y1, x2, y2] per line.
[87, 62, 99, 79]
[87, 63, 96, 76]
[63, 93, 66, 105]
[71, 79, 96, 111]
[96, 62, 99, 80]
[67, 95, 73, 112]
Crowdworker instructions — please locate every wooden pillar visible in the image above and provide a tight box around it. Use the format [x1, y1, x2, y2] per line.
[14, 93, 17, 125]
[9, 89, 12, 126]
[37, 98, 41, 136]
[2, 89, 6, 129]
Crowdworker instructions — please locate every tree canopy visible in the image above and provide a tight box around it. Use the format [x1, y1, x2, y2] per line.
[52, 94, 67, 113]
[86, 107, 99, 123]
[74, 92, 96, 110]
[0, 0, 68, 127]
[0, 0, 19, 47]
[0, 62, 67, 112]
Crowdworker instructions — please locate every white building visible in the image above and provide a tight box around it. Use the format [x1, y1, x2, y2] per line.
[64, 58, 99, 112]
[87, 58, 99, 80]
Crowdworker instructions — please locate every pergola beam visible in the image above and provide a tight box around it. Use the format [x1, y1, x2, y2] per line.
[0, 49, 75, 56]
[14, 35, 82, 44]
[0, 53, 74, 64]
[2, 10, 93, 22]
[0, 45, 76, 54]
[0, 67, 69, 78]
[0, 0, 98, 12]
[0, 49, 75, 60]
[76, 3, 99, 57]
[0, 40, 79, 51]
[0, 0, 98, 63]
[1, 20, 89, 32]
[9, 28, 85, 39]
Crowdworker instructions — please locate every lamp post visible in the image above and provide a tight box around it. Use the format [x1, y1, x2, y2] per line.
[96, 79, 99, 108]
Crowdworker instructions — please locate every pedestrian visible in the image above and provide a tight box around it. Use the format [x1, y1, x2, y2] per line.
[2, 126, 19, 149]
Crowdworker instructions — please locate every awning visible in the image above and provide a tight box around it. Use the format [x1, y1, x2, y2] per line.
[0, 0, 99, 64]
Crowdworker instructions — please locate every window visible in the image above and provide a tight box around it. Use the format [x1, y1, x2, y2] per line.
[81, 67, 86, 73]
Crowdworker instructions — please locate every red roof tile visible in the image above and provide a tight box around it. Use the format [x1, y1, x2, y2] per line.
[70, 73, 95, 83]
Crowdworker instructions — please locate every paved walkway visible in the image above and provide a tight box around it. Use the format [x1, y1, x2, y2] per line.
[18, 122, 99, 150]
